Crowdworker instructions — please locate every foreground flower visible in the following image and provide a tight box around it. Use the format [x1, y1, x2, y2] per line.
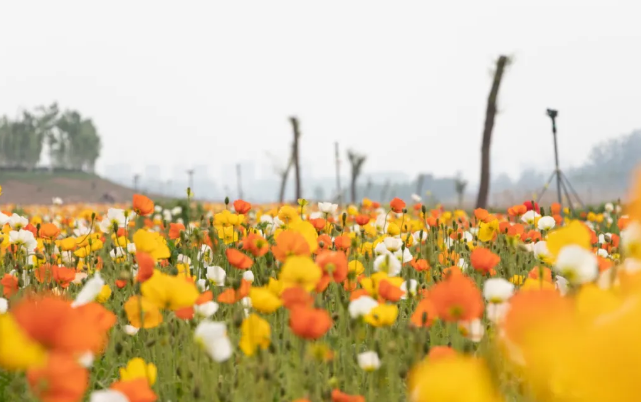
[239, 313, 271, 356]
[0, 313, 47, 370]
[194, 320, 233, 362]
[408, 354, 502, 402]
[119, 357, 157, 386]
[554, 245, 598, 285]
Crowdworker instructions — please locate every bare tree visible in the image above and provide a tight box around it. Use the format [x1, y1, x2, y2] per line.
[476, 55, 510, 209]
[290, 117, 302, 200]
[454, 172, 468, 209]
[266, 151, 293, 204]
[347, 150, 366, 204]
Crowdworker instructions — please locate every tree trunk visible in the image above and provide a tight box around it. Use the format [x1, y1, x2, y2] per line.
[350, 173, 357, 204]
[236, 163, 243, 200]
[278, 160, 293, 204]
[290, 117, 302, 200]
[476, 55, 509, 209]
[416, 174, 424, 196]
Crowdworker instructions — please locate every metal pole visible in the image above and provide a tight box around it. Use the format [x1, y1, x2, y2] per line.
[550, 115, 563, 206]
[335, 142, 341, 205]
[236, 164, 243, 200]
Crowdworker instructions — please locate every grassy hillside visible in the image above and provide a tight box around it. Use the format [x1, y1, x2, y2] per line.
[0, 170, 153, 205]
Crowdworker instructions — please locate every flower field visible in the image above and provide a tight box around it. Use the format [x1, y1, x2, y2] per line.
[1, 178, 641, 402]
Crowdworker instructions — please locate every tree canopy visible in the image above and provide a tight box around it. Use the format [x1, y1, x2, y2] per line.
[0, 103, 101, 172]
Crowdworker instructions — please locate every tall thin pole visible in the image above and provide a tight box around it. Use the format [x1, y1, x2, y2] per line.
[133, 174, 140, 192]
[290, 117, 302, 200]
[186, 169, 194, 194]
[549, 113, 563, 206]
[236, 163, 243, 200]
[335, 142, 341, 204]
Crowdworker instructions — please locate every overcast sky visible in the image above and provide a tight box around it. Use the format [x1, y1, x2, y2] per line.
[1, 1, 640, 185]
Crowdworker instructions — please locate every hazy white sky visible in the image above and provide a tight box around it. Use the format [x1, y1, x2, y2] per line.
[1, 0, 640, 185]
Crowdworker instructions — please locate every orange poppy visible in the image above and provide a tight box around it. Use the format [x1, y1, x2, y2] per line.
[390, 197, 406, 213]
[316, 251, 348, 283]
[27, 352, 88, 402]
[242, 233, 269, 257]
[411, 298, 438, 327]
[507, 205, 527, 217]
[281, 287, 314, 310]
[331, 389, 365, 402]
[136, 252, 155, 283]
[474, 208, 489, 222]
[39, 223, 60, 239]
[111, 378, 158, 402]
[378, 279, 404, 302]
[316, 234, 333, 254]
[168, 223, 185, 240]
[355, 214, 370, 226]
[528, 266, 553, 282]
[429, 273, 483, 322]
[1, 274, 19, 297]
[333, 235, 351, 251]
[272, 231, 310, 262]
[132, 194, 154, 216]
[289, 306, 332, 340]
[226, 248, 253, 270]
[470, 248, 500, 274]
[217, 279, 251, 304]
[410, 258, 430, 272]
[233, 199, 252, 214]
[550, 202, 562, 215]
[309, 218, 326, 232]
[34, 265, 76, 289]
[12, 296, 107, 354]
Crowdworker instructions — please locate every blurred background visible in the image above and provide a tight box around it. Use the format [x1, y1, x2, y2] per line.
[0, 0, 640, 207]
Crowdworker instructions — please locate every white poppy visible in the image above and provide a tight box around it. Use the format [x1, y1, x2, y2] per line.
[537, 216, 556, 231]
[483, 278, 514, 303]
[400, 279, 418, 299]
[243, 270, 255, 283]
[373, 253, 402, 276]
[383, 237, 403, 252]
[554, 245, 598, 285]
[459, 319, 485, 342]
[89, 390, 129, 402]
[194, 320, 233, 363]
[8, 214, 28, 230]
[357, 351, 381, 371]
[348, 296, 378, 319]
[72, 272, 105, 308]
[318, 202, 339, 214]
[206, 266, 227, 286]
[9, 229, 37, 253]
[0, 298, 8, 314]
[486, 302, 510, 324]
[78, 351, 95, 368]
[194, 301, 220, 319]
[124, 325, 139, 336]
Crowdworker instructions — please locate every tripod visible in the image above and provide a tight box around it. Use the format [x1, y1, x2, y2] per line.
[536, 109, 584, 212]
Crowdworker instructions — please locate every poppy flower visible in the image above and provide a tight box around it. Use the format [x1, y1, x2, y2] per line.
[124, 296, 163, 329]
[140, 270, 200, 310]
[309, 218, 326, 232]
[410, 298, 438, 328]
[316, 251, 348, 283]
[39, 223, 60, 239]
[233, 199, 252, 214]
[132, 194, 154, 216]
[289, 306, 332, 340]
[429, 273, 483, 322]
[355, 214, 370, 226]
[331, 389, 365, 402]
[272, 231, 311, 262]
[334, 235, 351, 251]
[523, 200, 540, 213]
[168, 223, 185, 240]
[470, 248, 500, 274]
[378, 279, 404, 302]
[1, 274, 19, 297]
[135, 252, 155, 283]
[281, 287, 314, 310]
[110, 378, 158, 402]
[410, 258, 430, 272]
[27, 352, 88, 402]
[390, 197, 406, 213]
[226, 248, 253, 270]
[242, 233, 269, 257]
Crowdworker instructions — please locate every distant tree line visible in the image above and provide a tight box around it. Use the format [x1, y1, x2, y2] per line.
[0, 103, 101, 172]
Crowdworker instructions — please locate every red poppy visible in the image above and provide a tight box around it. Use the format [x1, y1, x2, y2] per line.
[233, 199, 252, 215]
[226, 248, 253, 270]
[390, 198, 406, 213]
[133, 194, 155, 216]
